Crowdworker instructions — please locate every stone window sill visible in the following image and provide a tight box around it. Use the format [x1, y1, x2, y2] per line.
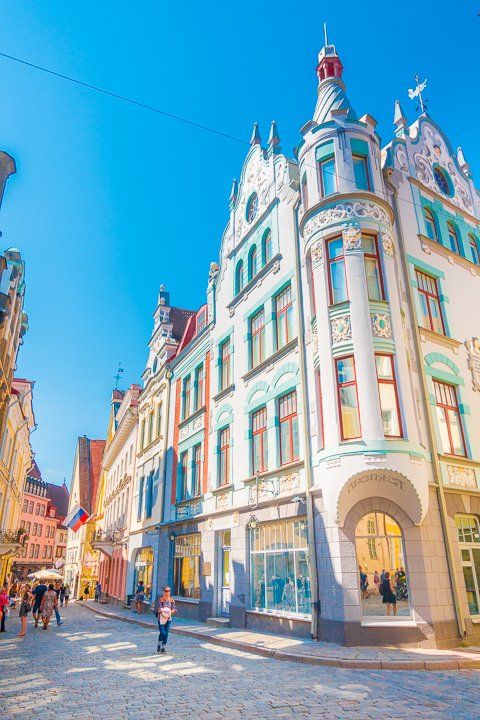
[418, 326, 462, 352]
[242, 338, 298, 382]
[213, 384, 235, 403]
[179, 406, 205, 429]
[361, 618, 416, 627]
[246, 609, 311, 622]
[211, 483, 234, 494]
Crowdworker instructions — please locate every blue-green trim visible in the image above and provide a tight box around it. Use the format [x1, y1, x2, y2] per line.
[214, 404, 234, 430]
[425, 352, 460, 375]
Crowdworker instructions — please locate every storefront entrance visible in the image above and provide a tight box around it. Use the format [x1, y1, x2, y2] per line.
[217, 530, 231, 617]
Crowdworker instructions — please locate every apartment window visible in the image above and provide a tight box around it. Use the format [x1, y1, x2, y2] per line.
[23, 499, 28, 512]
[469, 234, 480, 265]
[319, 155, 336, 196]
[279, 391, 299, 465]
[35, 503, 40, 515]
[262, 229, 273, 265]
[353, 154, 371, 191]
[424, 208, 439, 242]
[145, 473, 154, 518]
[375, 355, 402, 437]
[301, 172, 308, 208]
[42, 546, 47, 559]
[192, 444, 202, 497]
[28, 501, 33, 514]
[248, 244, 259, 280]
[26, 522, 30, 534]
[363, 235, 384, 301]
[179, 451, 189, 501]
[218, 427, 231, 486]
[29, 544, 34, 558]
[336, 356, 361, 440]
[235, 260, 245, 295]
[34, 545, 39, 559]
[327, 237, 347, 304]
[194, 364, 204, 411]
[447, 222, 460, 254]
[137, 477, 145, 521]
[415, 270, 445, 335]
[148, 411, 154, 445]
[182, 376, 191, 420]
[41, 505, 46, 516]
[251, 308, 266, 368]
[37, 525, 42, 538]
[220, 339, 232, 390]
[252, 406, 268, 474]
[32, 523, 37, 537]
[433, 380, 466, 457]
[456, 515, 480, 616]
[173, 534, 201, 599]
[140, 419, 146, 450]
[275, 285, 294, 350]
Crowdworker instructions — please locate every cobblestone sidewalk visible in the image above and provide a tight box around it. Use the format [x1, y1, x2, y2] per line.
[83, 600, 480, 671]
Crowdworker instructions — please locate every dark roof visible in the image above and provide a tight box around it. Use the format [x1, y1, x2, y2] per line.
[170, 307, 196, 342]
[46, 482, 70, 521]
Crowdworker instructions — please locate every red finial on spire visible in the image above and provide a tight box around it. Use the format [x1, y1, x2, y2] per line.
[316, 30, 343, 84]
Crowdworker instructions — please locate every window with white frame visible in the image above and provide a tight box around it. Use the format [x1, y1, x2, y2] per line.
[456, 515, 480, 616]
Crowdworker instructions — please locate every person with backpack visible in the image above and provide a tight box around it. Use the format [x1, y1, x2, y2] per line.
[380, 571, 398, 616]
[156, 586, 176, 654]
[18, 590, 32, 637]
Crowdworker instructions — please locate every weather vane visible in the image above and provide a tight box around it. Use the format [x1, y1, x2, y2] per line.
[114, 362, 124, 390]
[408, 74, 428, 115]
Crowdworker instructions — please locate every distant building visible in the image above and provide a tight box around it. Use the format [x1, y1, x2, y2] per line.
[64, 436, 105, 598]
[46, 480, 70, 572]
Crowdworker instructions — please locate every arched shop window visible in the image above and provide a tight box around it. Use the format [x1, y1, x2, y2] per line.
[355, 512, 410, 619]
[456, 515, 480, 616]
[133, 546, 154, 601]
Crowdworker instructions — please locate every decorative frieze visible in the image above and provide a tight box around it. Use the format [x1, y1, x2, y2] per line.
[279, 473, 300, 494]
[303, 200, 391, 240]
[179, 412, 204, 439]
[216, 492, 230, 509]
[381, 231, 395, 256]
[446, 465, 477, 489]
[331, 315, 352, 344]
[310, 241, 323, 266]
[371, 312, 392, 339]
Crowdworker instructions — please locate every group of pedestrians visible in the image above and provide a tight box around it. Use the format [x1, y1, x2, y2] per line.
[0, 580, 70, 636]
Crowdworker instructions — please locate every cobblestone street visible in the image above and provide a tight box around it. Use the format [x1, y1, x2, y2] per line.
[0, 604, 478, 720]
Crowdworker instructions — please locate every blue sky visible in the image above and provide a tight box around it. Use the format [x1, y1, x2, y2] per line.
[0, 1, 478, 487]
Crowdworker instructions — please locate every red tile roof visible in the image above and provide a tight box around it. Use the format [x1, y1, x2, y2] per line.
[46, 482, 70, 522]
[89, 439, 105, 514]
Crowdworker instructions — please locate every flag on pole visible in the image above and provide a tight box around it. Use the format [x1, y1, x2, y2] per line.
[64, 503, 90, 533]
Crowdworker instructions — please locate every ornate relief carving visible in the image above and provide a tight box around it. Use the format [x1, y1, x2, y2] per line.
[465, 338, 480, 391]
[395, 146, 409, 172]
[342, 225, 362, 250]
[279, 473, 300, 494]
[216, 492, 229, 509]
[303, 201, 391, 240]
[310, 241, 323, 265]
[371, 312, 392, 338]
[331, 315, 352, 344]
[234, 151, 272, 243]
[232, 510, 240, 527]
[446, 465, 477, 489]
[311, 326, 319, 356]
[179, 413, 204, 438]
[272, 259, 281, 274]
[381, 231, 395, 256]
[412, 124, 473, 214]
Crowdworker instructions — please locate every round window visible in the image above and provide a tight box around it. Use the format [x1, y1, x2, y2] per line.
[433, 166, 452, 197]
[246, 192, 259, 223]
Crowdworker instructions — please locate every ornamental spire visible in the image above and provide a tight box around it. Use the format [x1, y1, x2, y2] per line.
[457, 147, 471, 179]
[229, 178, 238, 208]
[393, 99, 408, 137]
[250, 122, 262, 146]
[268, 120, 281, 153]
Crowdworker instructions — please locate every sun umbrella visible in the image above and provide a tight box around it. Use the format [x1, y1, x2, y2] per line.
[28, 569, 63, 581]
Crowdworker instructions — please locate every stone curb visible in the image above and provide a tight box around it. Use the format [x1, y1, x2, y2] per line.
[80, 603, 480, 672]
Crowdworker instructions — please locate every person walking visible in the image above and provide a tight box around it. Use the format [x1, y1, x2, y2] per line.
[0, 586, 9, 632]
[94, 581, 102, 602]
[134, 581, 145, 613]
[373, 570, 380, 594]
[64, 584, 70, 607]
[59, 584, 66, 607]
[17, 590, 32, 637]
[380, 571, 398, 616]
[156, 586, 176, 654]
[32, 582, 48, 628]
[359, 566, 369, 600]
[83, 583, 90, 602]
[39, 584, 58, 630]
[53, 581, 63, 626]
[8, 582, 19, 609]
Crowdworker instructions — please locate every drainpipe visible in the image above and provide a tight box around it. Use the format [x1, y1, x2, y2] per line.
[154, 365, 173, 600]
[388, 184, 467, 641]
[292, 199, 320, 640]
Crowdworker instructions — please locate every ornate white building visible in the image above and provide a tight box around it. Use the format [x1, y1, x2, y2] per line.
[133, 40, 480, 648]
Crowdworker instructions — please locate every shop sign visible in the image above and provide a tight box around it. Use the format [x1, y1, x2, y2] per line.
[347, 473, 405, 493]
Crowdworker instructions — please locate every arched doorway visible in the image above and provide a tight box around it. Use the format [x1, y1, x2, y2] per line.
[355, 512, 410, 619]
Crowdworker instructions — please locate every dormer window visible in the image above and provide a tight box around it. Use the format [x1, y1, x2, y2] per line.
[246, 192, 258, 223]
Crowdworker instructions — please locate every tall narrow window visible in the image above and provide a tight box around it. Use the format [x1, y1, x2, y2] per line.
[469, 234, 480, 265]
[301, 172, 308, 208]
[182, 376, 191, 420]
[192, 444, 202, 497]
[433, 380, 466, 457]
[363, 235, 384, 301]
[137, 477, 144, 521]
[220, 339, 232, 390]
[194, 364, 204, 411]
[156, 403, 163, 437]
[252, 406, 268, 474]
[447, 222, 460, 254]
[275, 285, 294, 350]
[219, 427, 230, 486]
[353, 154, 371, 191]
[180, 451, 189, 500]
[424, 208, 438, 242]
[248, 245, 259, 280]
[415, 270, 445, 335]
[251, 308, 265, 368]
[140, 419, 146, 450]
[145, 473, 154, 518]
[279, 391, 299, 465]
[456, 515, 480, 616]
[148, 411, 154, 445]
[262, 229, 273, 265]
[319, 156, 337, 196]
[315, 370, 324, 451]
[327, 237, 347, 304]
[336, 356, 361, 440]
[236, 260, 245, 295]
[375, 354, 402, 437]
